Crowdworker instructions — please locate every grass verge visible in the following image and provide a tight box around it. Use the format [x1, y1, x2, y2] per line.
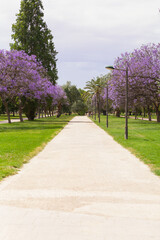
[90, 115, 160, 176]
[0, 114, 26, 121]
[0, 115, 74, 181]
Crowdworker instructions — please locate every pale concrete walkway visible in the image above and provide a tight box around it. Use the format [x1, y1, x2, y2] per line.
[0, 116, 160, 240]
[0, 118, 28, 124]
[0, 119, 23, 124]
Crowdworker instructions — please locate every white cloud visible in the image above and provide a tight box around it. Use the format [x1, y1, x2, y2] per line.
[0, 0, 160, 88]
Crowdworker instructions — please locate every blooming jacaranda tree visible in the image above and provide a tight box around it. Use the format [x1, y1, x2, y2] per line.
[0, 50, 67, 122]
[54, 85, 67, 117]
[109, 43, 160, 122]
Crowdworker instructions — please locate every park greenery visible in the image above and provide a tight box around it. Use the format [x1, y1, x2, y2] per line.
[0, 0, 88, 122]
[85, 43, 160, 122]
[84, 43, 160, 176]
[0, 0, 160, 180]
[85, 76, 108, 122]
[62, 81, 88, 115]
[0, 0, 63, 122]
[109, 43, 160, 122]
[0, 115, 74, 181]
[91, 115, 160, 176]
[10, 0, 58, 84]
[0, 50, 67, 122]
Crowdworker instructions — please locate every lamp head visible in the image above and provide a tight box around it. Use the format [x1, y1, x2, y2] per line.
[105, 66, 115, 70]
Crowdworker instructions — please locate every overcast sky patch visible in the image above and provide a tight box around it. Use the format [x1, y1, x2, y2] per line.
[0, 0, 159, 88]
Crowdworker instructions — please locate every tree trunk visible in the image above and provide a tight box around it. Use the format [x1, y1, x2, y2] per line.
[99, 100, 101, 123]
[147, 106, 151, 121]
[98, 96, 100, 123]
[92, 101, 93, 119]
[154, 104, 160, 122]
[19, 104, 23, 122]
[57, 103, 62, 118]
[143, 107, 146, 117]
[4, 101, 11, 123]
[156, 109, 160, 122]
[135, 114, 137, 120]
[115, 108, 120, 117]
[23, 100, 37, 121]
[94, 96, 96, 120]
[38, 108, 41, 119]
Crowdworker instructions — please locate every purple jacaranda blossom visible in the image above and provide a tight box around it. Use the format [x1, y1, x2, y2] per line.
[108, 43, 160, 121]
[0, 49, 68, 122]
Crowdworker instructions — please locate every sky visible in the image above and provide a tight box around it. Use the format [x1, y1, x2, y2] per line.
[0, 0, 160, 88]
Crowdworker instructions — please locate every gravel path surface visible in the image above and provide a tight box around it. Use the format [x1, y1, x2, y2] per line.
[0, 116, 160, 240]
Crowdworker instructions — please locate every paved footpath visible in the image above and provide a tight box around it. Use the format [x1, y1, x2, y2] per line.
[0, 119, 22, 124]
[0, 118, 28, 124]
[0, 116, 160, 240]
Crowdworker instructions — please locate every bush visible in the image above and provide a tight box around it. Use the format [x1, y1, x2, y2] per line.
[71, 100, 88, 115]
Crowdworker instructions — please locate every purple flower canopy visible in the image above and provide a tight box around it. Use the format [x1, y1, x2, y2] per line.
[104, 43, 160, 110]
[0, 49, 67, 106]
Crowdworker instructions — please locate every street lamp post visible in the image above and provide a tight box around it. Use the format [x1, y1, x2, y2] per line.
[98, 94, 100, 123]
[106, 84, 109, 128]
[91, 98, 93, 119]
[125, 67, 128, 139]
[94, 95, 96, 120]
[106, 66, 129, 139]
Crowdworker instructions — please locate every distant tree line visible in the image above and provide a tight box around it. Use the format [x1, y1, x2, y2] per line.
[62, 81, 88, 116]
[85, 43, 160, 122]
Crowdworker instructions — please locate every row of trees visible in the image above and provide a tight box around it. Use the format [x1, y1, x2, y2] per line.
[62, 81, 88, 116]
[0, 0, 63, 122]
[0, 50, 66, 123]
[109, 43, 160, 122]
[5, 1, 159, 121]
[85, 77, 107, 122]
[85, 43, 160, 122]
[0, 1, 89, 121]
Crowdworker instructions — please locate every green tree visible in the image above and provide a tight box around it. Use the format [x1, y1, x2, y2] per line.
[0, 98, 5, 115]
[10, 0, 58, 84]
[78, 89, 92, 114]
[62, 81, 81, 114]
[71, 100, 88, 116]
[85, 76, 106, 122]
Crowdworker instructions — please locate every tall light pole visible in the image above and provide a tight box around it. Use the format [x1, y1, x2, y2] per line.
[91, 97, 93, 119]
[106, 83, 109, 128]
[94, 95, 96, 120]
[106, 66, 129, 139]
[125, 67, 128, 139]
[95, 83, 101, 123]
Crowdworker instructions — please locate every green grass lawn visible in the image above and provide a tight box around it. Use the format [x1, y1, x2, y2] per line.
[91, 115, 160, 176]
[0, 114, 26, 121]
[0, 115, 74, 181]
[120, 113, 157, 120]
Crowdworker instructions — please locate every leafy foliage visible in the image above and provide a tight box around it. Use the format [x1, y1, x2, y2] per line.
[85, 76, 107, 121]
[10, 0, 58, 84]
[0, 115, 74, 181]
[107, 43, 160, 121]
[0, 50, 66, 122]
[71, 100, 88, 115]
[62, 81, 82, 114]
[91, 115, 160, 176]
